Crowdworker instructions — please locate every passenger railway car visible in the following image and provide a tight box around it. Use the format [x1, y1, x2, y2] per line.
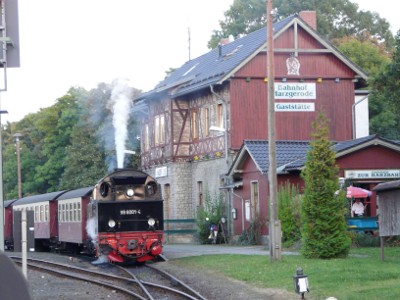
[12, 191, 67, 250]
[57, 187, 94, 253]
[89, 168, 164, 263]
[5, 168, 164, 264]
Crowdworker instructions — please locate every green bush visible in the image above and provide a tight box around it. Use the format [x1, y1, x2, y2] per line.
[196, 190, 226, 244]
[278, 182, 302, 247]
[237, 214, 265, 245]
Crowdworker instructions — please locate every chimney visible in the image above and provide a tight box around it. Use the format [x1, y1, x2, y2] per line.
[299, 11, 317, 30]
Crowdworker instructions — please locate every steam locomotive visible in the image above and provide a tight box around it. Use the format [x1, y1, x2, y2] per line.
[5, 169, 164, 263]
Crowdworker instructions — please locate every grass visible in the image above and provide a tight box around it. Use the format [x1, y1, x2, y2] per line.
[170, 246, 400, 300]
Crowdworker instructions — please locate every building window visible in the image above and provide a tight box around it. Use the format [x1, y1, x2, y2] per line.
[144, 124, 150, 151]
[251, 181, 259, 219]
[197, 181, 203, 206]
[203, 107, 210, 137]
[191, 110, 199, 139]
[217, 103, 223, 128]
[154, 114, 165, 145]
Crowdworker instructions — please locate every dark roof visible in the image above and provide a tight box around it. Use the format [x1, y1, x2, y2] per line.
[136, 15, 295, 101]
[13, 190, 68, 206]
[135, 13, 367, 104]
[57, 186, 93, 200]
[4, 199, 18, 208]
[229, 135, 400, 176]
[244, 140, 310, 173]
[373, 180, 400, 192]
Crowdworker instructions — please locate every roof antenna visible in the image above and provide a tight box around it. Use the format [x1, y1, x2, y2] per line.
[188, 27, 191, 61]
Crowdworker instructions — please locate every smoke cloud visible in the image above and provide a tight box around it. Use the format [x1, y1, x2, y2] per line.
[109, 78, 133, 168]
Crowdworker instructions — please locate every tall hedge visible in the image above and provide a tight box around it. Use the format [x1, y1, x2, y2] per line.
[301, 112, 351, 258]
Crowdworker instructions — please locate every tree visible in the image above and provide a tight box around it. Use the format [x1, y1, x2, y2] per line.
[301, 112, 350, 259]
[60, 123, 107, 189]
[334, 34, 391, 77]
[368, 31, 400, 139]
[208, 0, 394, 50]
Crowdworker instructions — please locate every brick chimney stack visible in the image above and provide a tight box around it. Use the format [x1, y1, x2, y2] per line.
[299, 11, 317, 30]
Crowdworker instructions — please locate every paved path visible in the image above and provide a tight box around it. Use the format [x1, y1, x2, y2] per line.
[162, 244, 299, 260]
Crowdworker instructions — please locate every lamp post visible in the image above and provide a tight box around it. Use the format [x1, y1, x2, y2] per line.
[13, 133, 22, 199]
[0, 109, 8, 252]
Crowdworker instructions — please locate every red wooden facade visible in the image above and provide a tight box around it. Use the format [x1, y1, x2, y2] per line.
[229, 24, 358, 150]
[230, 138, 400, 237]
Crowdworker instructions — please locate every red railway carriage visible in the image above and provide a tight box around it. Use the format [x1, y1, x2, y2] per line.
[89, 168, 164, 263]
[4, 199, 17, 250]
[12, 191, 67, 250]
[57, 187, 93, 252]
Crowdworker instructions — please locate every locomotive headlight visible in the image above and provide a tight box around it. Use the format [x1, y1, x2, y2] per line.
[108, 219, 116, 228]
[147, 218, 156, 226]
[126, 188, 134, 197]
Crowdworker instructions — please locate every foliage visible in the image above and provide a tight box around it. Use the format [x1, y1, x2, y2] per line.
[208, 0, 394, 49]
[237, 214, 265, 245]
[368, 31, 400, 139]
[334, 34, 391, 77]
[301, 112, 351, 258]
[278, 182, 302, 247]
[349, 231, 380, 247]
[196, 190, 226, 244]
[2, 82, 142, 199]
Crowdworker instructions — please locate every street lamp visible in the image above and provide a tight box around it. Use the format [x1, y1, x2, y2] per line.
[13, 133, 22, 199]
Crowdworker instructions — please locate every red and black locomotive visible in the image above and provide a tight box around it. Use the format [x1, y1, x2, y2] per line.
[5, 169, 164, 264]
[89, 168, 164, 263]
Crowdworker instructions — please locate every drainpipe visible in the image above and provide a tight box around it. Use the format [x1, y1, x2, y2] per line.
[210, 84, 229, 166]
[352, 95, 369, 139]
[231, 189, 245, 232]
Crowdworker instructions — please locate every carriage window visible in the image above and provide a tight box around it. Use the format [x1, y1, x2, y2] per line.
[45, 205, 49, 222]
[40, 205, 44, 222]
[62, 204, 66, 222]
[73, 203, 77, 222]
[77, 202, 81, 222]
[69, 203, 73, 222]
[35, 206, 39, 222]
[59, 205, 62, 221]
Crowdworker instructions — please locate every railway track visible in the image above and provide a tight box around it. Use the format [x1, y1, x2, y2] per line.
[10, 256, 208, 300]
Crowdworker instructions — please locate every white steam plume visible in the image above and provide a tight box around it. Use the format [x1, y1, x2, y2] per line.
[109, 78, 133, 168]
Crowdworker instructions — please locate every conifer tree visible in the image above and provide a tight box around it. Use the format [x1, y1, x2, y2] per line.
[301, 112, 350, 258]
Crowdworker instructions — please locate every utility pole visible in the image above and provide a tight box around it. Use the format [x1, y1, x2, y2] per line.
[14, 133, 22, 198]
[266, 0, 282, 261]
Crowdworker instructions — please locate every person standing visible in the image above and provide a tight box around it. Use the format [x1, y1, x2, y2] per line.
[351, 198, 365, 217]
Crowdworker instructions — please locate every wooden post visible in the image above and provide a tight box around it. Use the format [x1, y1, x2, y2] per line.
[266, 0, 281, 261]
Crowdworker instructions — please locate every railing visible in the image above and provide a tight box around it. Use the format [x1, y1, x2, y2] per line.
[346, 216, 379, 231]
[164, 219, 196, 235]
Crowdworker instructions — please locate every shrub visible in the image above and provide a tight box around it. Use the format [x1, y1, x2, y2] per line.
[237, 214, 265, 245]
[278, 182, 302, 247]
[196, 190, 226, 244]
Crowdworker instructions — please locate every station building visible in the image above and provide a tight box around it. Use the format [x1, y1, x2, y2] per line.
[132, 11, 394, 242]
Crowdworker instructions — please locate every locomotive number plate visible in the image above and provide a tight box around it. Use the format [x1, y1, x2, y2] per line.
[120, 209, 142, 215]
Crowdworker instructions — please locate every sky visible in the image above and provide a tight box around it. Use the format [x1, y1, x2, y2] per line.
[1, 0, 399, 123]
